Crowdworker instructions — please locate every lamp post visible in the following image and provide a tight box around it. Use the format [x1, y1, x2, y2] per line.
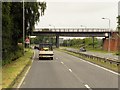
[102, 18, 111, 52]
[49, 24, 55, 29]
[80, 25, 87, 29]
[80, 25, 87, 32]
[23, 0, 25, 54]
[49, 24, 55, 44]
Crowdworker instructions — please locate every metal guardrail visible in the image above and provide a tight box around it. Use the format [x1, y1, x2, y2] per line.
[35, 28, 114, 33]
[65, 49, 120, 66]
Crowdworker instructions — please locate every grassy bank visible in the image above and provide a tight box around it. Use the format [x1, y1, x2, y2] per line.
[57, 48, 119, 73]
[2, 49, 33, 88]
[61, 46, 118, 55]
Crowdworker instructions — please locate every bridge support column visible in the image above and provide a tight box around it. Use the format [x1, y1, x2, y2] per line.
[56, 35, 59, 48]
[92, 36, 94, 49]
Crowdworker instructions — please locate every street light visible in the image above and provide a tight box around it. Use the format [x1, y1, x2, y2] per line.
[23, 0, 25, 55]
[80, 25, 87, 32]
[102, 17, 111, 52]
[49, 24, 55, 29]
[80, 25, 87, 29]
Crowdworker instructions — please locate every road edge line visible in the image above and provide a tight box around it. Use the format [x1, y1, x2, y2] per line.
[69, 69, 72, 72]
[17, 50, 35, 88]
[85, 84, 92, 90]
[80, 58, 120, 76]
[61, 62, 64, 64]
[17, 66, 31, 88]
[63, 49, 120, 75]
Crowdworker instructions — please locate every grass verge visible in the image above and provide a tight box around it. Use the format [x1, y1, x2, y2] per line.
[57, 49, 119, 73]
[2, 49, 33, 89]
[61, 46, 117, 55]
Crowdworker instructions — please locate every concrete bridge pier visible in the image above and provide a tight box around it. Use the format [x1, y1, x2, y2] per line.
[56, 35, 59, 48]
[92, 36, 95, 49]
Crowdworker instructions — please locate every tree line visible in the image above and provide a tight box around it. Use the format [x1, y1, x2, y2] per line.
[2, 2, 46, 65]
[117, 16, 120, 55]
[62, 38, 103, 50]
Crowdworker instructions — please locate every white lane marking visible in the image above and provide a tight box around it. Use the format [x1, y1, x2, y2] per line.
[59, 59, 91, 89]
[69, 69, 72, 72]
[85, 84, 92, 90]
[64, 49, 119, 75]
[17, 50, 35, 88]
[80, 58, 120, 76]
[61, 62, 64, 64]
[17, 66, 31, 88]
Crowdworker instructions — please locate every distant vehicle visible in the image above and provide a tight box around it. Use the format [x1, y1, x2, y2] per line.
[39, 43, 54, 60]
[80, 47, 86, 52]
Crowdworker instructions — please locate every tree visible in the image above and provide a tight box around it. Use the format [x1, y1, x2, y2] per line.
[24, 2, 46, 47]
[31, 36, 55, 45]
[24, 2, 46, 36]
[62, 38, 102, 49]
[117, 16, 120, 55]
[117, 16, 120, 32]
[2, 2, 13, 61]
[2, 2, 47, 65]
[10, 2, 23, 48]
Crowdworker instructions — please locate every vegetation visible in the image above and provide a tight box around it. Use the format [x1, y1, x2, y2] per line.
[62, 37, 103, 50]
[2, 49, 33, 88]
[31, 36, 56, 45]
[2, 2, 46, 65]
[24, 2, 46, 37]
[117, 16, 120, 55]
[2, 2, 23, 65]
[117, 15, 120, 32]
[58, 49, 119, 72]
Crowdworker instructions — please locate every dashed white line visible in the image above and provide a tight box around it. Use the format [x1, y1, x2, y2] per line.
[61, 62, 64, 64]
[85, 84, 92, 90]
[69, 69, 72, 72]
[59, 59, 92, 90]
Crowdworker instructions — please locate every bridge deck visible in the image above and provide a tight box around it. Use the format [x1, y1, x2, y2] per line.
[32, 28, 117, 37]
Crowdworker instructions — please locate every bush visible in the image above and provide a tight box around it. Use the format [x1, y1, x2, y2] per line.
[116, 51, 120, 56]
[2, 46, 23, 66]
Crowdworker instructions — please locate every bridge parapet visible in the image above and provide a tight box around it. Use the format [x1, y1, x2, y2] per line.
[34, 28, 114, 33]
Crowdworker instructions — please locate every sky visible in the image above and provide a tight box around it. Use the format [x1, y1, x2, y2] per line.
[35, 0, 119, 39]
[118, 1, 120, 15]
[35, 0, 119, 30]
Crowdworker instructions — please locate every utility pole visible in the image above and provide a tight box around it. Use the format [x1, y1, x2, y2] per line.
[102, 18, 111, 52]
[23, 0, 25, 55]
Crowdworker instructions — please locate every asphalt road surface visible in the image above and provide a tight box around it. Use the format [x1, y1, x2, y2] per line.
[65, 48, 118, 61]
[20, 49, 119, 89]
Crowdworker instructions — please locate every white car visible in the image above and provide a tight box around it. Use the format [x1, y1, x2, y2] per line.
[39, 43, 54, 60]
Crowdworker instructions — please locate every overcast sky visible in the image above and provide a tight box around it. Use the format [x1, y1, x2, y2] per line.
[35, 0, 119, 30]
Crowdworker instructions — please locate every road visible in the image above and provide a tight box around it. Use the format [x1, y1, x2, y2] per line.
[65, 48, 118, 61]
[20, 49, 119, 89]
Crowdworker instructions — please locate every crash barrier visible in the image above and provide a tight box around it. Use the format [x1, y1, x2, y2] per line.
[65, 49, 120, 66]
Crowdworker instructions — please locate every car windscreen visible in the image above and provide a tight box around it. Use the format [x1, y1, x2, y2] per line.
[39, 44, 53, 51]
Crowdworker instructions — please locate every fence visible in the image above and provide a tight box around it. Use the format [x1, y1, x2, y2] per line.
[65, 49, 120, 66]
